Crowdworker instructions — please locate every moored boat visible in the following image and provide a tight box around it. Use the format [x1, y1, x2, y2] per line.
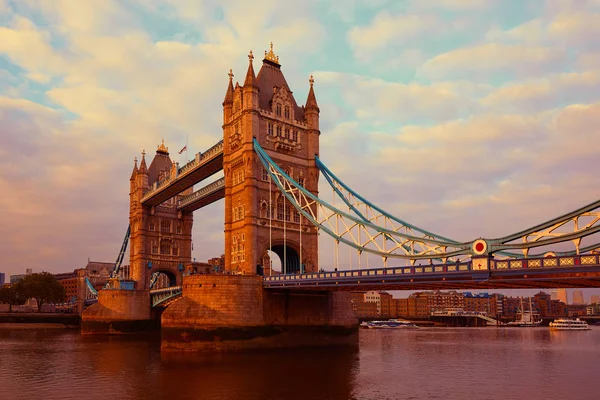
[506, 297, 542, 327]
[549, 318, 590, 331]
[360, 319, 419, 329]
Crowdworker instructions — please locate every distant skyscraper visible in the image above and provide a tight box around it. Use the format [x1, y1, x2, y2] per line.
[572, 290, 584, 305]
[551, 290, 558, 300]
[0, 272, 5, 285]
[590, 295, 600, 305]
[556, 288, 567, 303]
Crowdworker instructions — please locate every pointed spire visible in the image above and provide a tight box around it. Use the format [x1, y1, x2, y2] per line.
[223, 69, 234, 105]
[130, 156, 139, 180]
[244, 50, 257, 87]
[139, 149, 147, 173]
[305, 75, 319, 112]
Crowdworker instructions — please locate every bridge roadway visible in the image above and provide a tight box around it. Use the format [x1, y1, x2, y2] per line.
[177, 177, 225, 212]
[263, 254, 600, 291]
[141, 140, 224, 207]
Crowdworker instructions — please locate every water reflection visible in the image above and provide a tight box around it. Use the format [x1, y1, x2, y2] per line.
[1, 328, 599, 400]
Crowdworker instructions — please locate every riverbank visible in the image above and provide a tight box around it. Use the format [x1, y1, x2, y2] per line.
[0, 313, 80, 328]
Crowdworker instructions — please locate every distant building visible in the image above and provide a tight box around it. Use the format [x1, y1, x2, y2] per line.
[10, 274, 25, 284]
[572, 290, 584, 305]
[567, 304, 587, 317]
[590, 295, 600, 305]
[587, 304, 600, 316]
[0, 272, 4, 285]
[552, 288, 567, 304]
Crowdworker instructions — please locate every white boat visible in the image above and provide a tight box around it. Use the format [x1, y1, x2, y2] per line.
[360, 319, 419, 329]
[549, 318, 591, 331]
[506, 297, 542, 327]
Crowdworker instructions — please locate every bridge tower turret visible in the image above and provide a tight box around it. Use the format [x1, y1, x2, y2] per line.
[223, 43, 320, 275]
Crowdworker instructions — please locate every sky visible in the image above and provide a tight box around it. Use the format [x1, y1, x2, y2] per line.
[1, 0, 600, 299]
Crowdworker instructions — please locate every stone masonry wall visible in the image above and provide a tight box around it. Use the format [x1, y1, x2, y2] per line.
[161, 275, 265, 329]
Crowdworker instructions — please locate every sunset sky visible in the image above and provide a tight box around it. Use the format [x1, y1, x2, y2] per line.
[1, 0, 599, 300]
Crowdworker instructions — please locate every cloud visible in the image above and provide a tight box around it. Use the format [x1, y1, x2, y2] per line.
[481, 70, 600, 113]
[347, 12, 441, 62]
[314, 72, 479, 125]
[419, 43, 568, 81]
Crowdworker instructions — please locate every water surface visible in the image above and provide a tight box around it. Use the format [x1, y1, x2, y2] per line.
[0, 327, 598, 399]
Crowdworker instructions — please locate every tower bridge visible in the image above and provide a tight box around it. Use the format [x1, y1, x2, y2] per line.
[81, 43, 600, 351]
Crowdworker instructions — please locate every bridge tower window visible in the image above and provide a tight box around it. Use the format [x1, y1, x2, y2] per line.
[172, 247, 179, 256]
[276, 125, 282, 137]
[268, 123, 273, 136]
[151, 242, 158, 254]
[276, 103, 282, 116]
[261, 166, 269, 181]
[292, 130, 298, 141]
[284, 106, 290, 119]
[160, 242, 171, 255]
[160, 220, 171, 233]
[284, 127, 290, 139]
[149, 222, 155, 232]
[176, 225, 182, 234]
[277, 198, 285, 220]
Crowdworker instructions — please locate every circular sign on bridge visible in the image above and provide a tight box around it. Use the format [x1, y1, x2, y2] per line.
[472, 239, 488, 255]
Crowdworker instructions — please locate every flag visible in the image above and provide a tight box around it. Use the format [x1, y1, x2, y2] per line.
[178, 145, 187, 154]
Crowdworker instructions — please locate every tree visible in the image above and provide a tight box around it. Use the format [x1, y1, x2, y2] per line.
[19, 272, 66, 312]
[0, 284, 28, 312]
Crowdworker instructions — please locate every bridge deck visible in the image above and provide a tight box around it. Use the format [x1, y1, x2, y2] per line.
[177, 177, 225, 212]
[264, 254, 600, 291]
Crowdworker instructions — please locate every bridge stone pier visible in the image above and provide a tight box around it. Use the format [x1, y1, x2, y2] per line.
[162, 275, 356, 351]
[83, 44, 359, 346]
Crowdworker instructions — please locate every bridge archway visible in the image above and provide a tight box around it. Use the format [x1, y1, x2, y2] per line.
[148, 269, 180, 289]
[262, 240, 308, 275]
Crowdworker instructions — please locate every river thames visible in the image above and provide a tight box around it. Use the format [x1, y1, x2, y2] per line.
[0, 326, 598, 400]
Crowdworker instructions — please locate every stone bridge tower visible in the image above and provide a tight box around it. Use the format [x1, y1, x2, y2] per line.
[222, 44, 320, 275]
[128, 142, 193, 289]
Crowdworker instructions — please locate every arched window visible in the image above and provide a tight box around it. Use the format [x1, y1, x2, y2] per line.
[276, 103, 282, 116]
[284, 106, 290, 119]
[268, 123, 273, 135]
[292, 130, 298, 141]
[276, 125, 282, 136]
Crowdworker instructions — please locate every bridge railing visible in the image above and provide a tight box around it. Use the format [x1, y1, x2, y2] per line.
[263, 254, 599, 284]
[150, 285, 183, 307]
[178, 177, 225, 208]
[142, 140, 224, 199]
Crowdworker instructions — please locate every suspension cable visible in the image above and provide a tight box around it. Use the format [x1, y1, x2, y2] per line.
[299, 193, 303, 274]
[269, 169, 272, 276]
[284, 192, 287, 275]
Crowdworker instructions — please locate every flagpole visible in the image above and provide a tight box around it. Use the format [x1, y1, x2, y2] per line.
[186, 134, 189, 163]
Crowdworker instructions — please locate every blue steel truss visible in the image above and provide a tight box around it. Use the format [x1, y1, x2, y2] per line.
[254, 139, 469, 261]
[254, 139, 600, 260]
[150, 286, 182, 307]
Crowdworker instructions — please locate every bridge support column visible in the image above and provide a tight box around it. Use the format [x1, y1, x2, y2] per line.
[161, 275, 358, 352]
[81, 290, 153, 334]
